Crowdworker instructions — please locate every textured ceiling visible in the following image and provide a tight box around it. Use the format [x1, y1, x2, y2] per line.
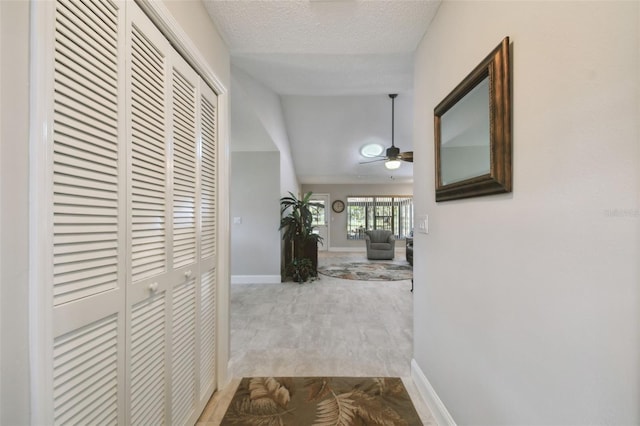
[204, 0, 441, 183]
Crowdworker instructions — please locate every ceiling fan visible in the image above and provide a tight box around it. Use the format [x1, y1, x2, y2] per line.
[360, 94, 413, 170]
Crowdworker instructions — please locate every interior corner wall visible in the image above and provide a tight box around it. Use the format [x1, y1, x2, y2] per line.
[412, 1, 639, 424]
[1, 1, 31, 423]
[302, 183, 413, 249]
[161, 0, 230, 88]
[230, 152, 281, 280]
[231, 67, 299, 196]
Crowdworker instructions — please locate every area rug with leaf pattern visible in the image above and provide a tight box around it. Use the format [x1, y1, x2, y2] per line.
[318, 261, 412, 281]
[220, 376, 422, 425]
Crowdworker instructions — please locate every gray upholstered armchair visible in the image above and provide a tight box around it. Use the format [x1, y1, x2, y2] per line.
[364, 230, 395, 260]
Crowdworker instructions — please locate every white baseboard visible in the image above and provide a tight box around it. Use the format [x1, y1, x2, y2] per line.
[231, 275, 281, 284]
[411, 359, 456, 426]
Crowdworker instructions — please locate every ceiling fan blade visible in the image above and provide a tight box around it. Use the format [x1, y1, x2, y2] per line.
[399, 151, 413, 162]
[359, 158, 387, 164]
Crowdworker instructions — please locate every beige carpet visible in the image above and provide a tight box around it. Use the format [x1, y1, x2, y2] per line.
[220, 376, 422, 425]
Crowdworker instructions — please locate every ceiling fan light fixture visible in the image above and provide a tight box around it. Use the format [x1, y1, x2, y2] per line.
[360, 143, 384, 158]
[385, 159, 401, 170]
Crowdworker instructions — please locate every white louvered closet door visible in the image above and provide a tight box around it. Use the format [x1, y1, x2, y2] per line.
[124, 4, 216, 425]
[198, 82, 218, 405]
[51, 0, 126, 424]
[45, 1, 218, 424]
[168, 49, 201, 426]
[125, 4, 172, 425]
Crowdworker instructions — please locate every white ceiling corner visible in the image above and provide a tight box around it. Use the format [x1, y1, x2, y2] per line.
[204, 0, 442, 183]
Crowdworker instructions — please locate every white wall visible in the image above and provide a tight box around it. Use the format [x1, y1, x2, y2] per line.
[281, 94, 414, 184]
[302, 183, 413, 249]
[1, 1, 30, 423]
[412, 1, 639, 424]
[162, 0, 230, 88]
[230, 152, 281, 281]
[232, 67, 299, 196]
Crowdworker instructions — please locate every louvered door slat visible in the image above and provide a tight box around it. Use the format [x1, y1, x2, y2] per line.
[54, 75, 117, 120]
[131, 177, 165, 194]
[53, 0, 120, 306]
[131, 79, 165, 122]
[54, 183, 117, 201]
[53, 275, 117, 303]
[53, 33, 116, 83]
[50, 0, 125, 417]
[56, 0, 118, 58]
[53, 123, 117, 158]
[131, 134, 165, 162]
[53, 132, 117, 164]
[200, 94, 217, 259]
[56, 44, 117, 99]
[130, 23, 167, 282]
[55, 112, 116, 150]
[54, 254, 118, 276]
[171, 67, 197, 269]
[130, 295, 166, 425]
[199, 267, 216, 394]
[54, 240, 117, 256]
[55, 246, 117, 262]
[171, 279, 197, 425]
[131, 116, 165, 146]
[54, 38, 117, 95]
[55, 101, 117, 137]
[53, 314, 119, 425]
[54, 181, 117, 202]
[131, 27, 164, 72]
[65, 0, 117, 45]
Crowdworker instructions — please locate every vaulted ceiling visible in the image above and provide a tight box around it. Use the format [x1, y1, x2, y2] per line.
[204, 0, 441, 184]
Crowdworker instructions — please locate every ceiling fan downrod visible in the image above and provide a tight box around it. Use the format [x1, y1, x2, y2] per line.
[389, 93, 397, 149]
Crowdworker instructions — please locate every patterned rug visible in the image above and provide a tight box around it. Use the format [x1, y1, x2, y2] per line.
[220, 377, 422, 425]
[318, 261, 412, 281]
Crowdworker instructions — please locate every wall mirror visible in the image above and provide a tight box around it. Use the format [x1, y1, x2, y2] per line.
[434, 37, 512, 202]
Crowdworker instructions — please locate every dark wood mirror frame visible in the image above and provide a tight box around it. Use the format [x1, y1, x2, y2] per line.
[434, 37, 512, 202]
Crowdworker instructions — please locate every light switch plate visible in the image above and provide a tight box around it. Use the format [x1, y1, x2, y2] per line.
[416, 214, 428, 234]
[233, 216, 242, 224]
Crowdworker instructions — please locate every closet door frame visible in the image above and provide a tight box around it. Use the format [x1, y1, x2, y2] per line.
[28, 1, 230, 422]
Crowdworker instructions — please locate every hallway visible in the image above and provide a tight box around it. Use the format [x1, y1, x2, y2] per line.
[198, 251, 436, 424]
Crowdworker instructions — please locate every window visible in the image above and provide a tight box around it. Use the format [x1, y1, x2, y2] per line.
[346, 196, 413, 240]
[310, 200, 325, 227]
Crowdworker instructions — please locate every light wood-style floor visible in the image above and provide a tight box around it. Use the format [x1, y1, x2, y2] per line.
[197, 250, 436, 424]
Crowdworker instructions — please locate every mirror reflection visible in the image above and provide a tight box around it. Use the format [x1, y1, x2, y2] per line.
[440, 77, 490, 185]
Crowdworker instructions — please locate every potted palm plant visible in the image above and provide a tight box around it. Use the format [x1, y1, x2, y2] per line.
[279, 191, 324, 282]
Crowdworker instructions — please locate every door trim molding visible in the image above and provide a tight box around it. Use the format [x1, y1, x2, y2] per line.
[29, 1, 56, 421]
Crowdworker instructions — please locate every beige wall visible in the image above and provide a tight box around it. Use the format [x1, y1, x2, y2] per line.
[412, 1, 639, 424]
[1, 1, 31, 423]
[302, 183, 413, 249]
[162, 0, 230, 89]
